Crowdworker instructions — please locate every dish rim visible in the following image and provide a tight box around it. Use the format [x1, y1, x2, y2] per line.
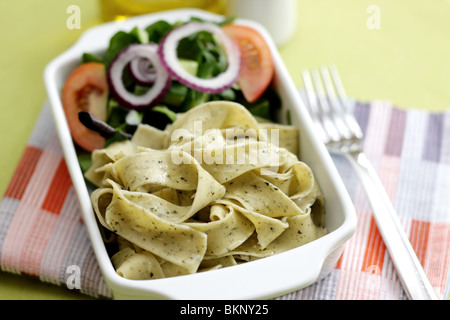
[43, 8, 357, 300]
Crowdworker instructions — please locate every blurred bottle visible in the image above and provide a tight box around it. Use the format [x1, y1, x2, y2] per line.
[227, 0, 298, 47]
[99, 0, 227, 21]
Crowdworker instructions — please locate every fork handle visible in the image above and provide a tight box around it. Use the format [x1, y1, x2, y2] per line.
[347, 151, 439, 300]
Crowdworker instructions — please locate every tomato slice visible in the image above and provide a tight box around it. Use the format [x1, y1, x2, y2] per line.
[222, 24, 275, 103]
[61, 62, 109, 152]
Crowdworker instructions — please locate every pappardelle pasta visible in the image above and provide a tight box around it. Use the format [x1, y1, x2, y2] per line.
[86, 101, 327, 280]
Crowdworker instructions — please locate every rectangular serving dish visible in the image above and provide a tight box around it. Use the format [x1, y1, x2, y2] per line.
[44, 8, 356, 300]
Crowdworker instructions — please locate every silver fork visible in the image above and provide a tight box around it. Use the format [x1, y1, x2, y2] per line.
[301, 66, 439, 300]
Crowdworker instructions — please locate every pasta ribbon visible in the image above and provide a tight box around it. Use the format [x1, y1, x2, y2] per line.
[92, 179, 208, 274]
[87, 101, 327, 280]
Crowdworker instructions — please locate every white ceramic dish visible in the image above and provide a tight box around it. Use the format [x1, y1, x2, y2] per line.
[44, 9, 356, 300]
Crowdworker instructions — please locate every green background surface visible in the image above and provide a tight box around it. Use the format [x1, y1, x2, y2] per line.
[0, 0, 449, 300]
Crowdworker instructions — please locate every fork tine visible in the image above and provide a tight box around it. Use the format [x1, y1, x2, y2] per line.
[328, 66, 363, 140]
[309, 69, 341, 143]
[301, 70, 330, 144]
[320, 66, 353, 141]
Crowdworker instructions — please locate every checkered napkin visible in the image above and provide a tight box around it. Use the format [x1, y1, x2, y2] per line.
[1, 99, 449, 300]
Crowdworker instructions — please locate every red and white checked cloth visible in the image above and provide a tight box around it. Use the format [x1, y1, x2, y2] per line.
[1, 98, 449, 300]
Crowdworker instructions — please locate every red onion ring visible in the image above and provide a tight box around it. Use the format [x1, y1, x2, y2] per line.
[129, 57, 157, 85]
[107, 44, 170, 110]
[159, 22, 241, 94]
